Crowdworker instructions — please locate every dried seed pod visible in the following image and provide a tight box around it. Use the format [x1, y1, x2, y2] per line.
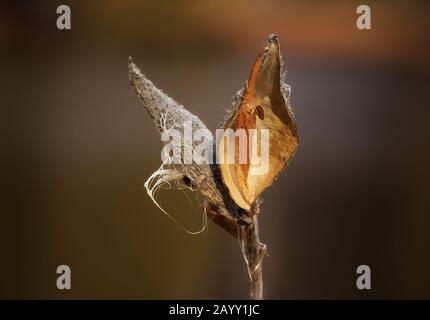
[219, 35, 299, 212]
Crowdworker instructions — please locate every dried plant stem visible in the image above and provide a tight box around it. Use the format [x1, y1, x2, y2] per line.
[239, 210, 267, 300]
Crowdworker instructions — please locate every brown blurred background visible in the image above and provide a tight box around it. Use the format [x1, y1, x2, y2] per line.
[1, 0, 430, 299]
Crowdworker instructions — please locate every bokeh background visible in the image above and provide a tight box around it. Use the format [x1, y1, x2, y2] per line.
[1, 0, 430, 299]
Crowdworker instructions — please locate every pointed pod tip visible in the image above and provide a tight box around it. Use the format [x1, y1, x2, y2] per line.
[128, 56, 141, 75]
[268, 33, 278, 41]
[128, 56, 135, 69]
[264, 34, 280, 53]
